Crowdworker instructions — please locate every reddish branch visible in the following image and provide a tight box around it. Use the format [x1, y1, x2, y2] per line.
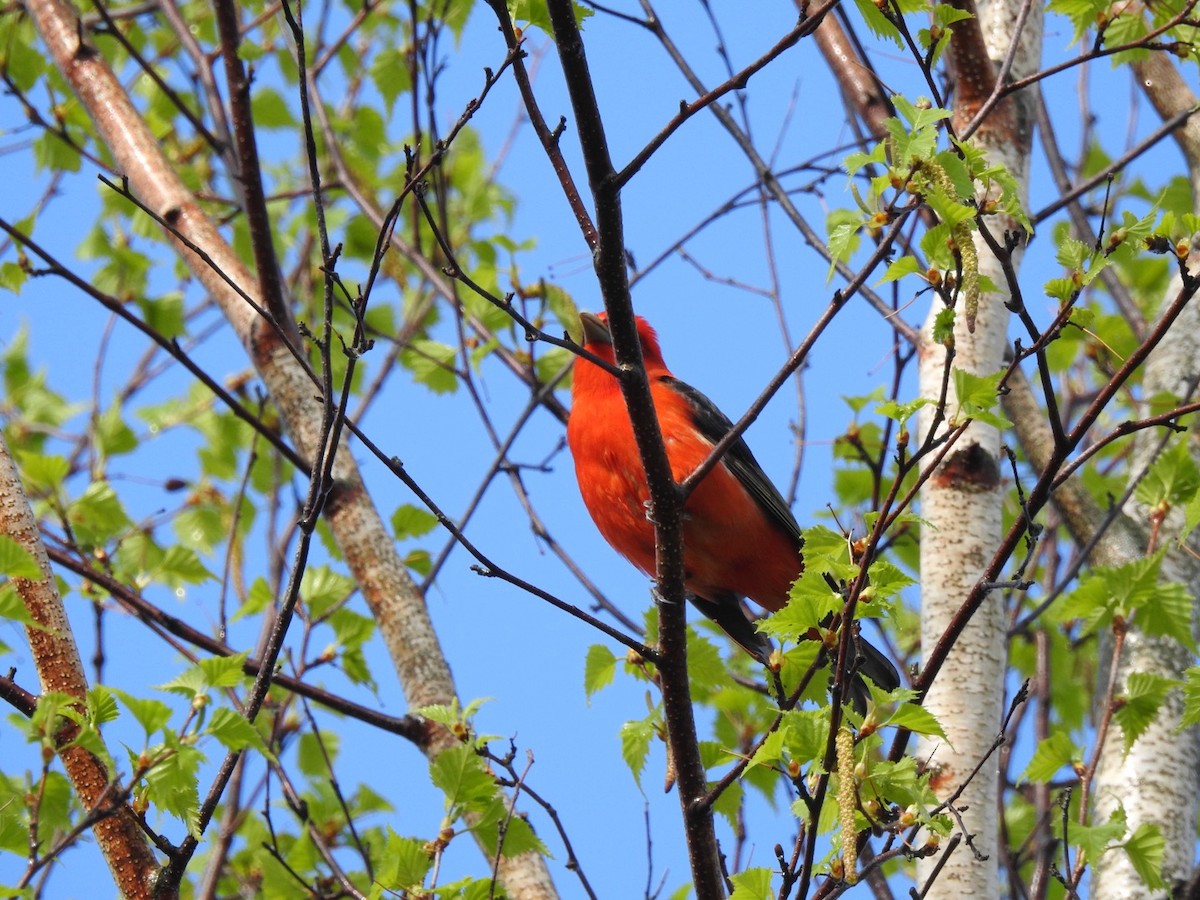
[0, 434, 164, 898]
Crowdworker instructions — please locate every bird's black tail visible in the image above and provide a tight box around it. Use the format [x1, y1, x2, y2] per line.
[685, 592, 774, 663]
[843, 623, 901, 714]
[686, 592, 900, 714]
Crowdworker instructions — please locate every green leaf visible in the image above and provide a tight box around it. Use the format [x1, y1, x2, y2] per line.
[376, 828, 433, 889]
[0, 583, 43, 630]
[0, 261, 27, 294]
[728, 866, 773, 899]
[1135, 581, 1195, 649]
[845, 141, 887, 176]
[158, 545, 215, 587]
[492, 813, 550, 859]
[158, 652, 248, 697]
[296, 730, 339, 777]
[584, 644, 617, 699]
[952, 368, 1012, 428]
[208, 707, 273, 758]
[710, 775, 744, 833]
[430, 743, 496, 811]
[136, 294, 186, 340]
[932, 307, 956, 345]
[892, 95, 953, 133]
[778, 709, 829, 766]
[112, 688, 172, 738]
[199, 652, 250, 689]
[0, 535, 42, 579]
[862, 559, 916, 607]
[619, 716, 656, 789]
[67, 482, 131, 546]
[233, 577, 275, 622]
[865, 756, 935, 808]
[401, 340, 459, 394]
[392, 504, 438, 540]
[1055, 236, 1092, 270]
[535, 346, 574, 387]
[826, 213, 861, 281]
[95, 404, 138, 457]
[1054, 804, 1127, 859]
[685, 629, 728, 697]
[33, 131, 82, 174]
[144, 740, 204, 836]
[877, 255, 924, 284]
[1, 31, 46, 91]
[87, 685, 120, 726]
[886, 700, 949, 742]
[1135, 440, 1200, 509]
[1114, 673, 1176, 754]
[507, 0, 593, 35]
[748, 727, 786, 771]
[852, 0, 903, 46]
[1123, 822, 1166, 891]
[1019, 731, 1078, 783]
[301, 566, 355, 619]
[404, 548, 432, 577]
[1180, 667, 1200, 728]
[250, 87, 295, 128]
[369, 48, 414, 114]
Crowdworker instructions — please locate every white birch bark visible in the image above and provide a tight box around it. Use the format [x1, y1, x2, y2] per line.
[916, 1, 1041, 896]
[1092, 54, 1200, 899]
[1092, 259, 1200, 898]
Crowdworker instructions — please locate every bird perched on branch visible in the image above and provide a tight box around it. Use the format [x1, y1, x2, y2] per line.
[566, 310, 898, 711]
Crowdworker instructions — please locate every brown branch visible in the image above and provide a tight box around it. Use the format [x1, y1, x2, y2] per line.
[641, 0, 920, 344]
[43, 545, 425, 741]
[1134, 49, 1200, 201]
[543, 0, 725, 895]
[0, 432, 163, 898]
[811, 7, 894, 138]
[212, 0, 291, 327]
[614, 19, 809, 189]
[484, 1, 598, 247]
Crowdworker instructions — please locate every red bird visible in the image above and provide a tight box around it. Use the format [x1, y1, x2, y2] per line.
[567, 311, 898, 709]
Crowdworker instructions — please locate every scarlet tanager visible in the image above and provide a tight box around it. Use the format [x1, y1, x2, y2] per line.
[567, 311, 899, 710]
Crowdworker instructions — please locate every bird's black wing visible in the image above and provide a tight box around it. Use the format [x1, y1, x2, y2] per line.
[658, 375, 803, 549]
[661, 375, 901, 712]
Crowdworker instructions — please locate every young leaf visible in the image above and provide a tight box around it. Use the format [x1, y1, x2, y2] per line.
[728, 867, 773, 899]
[208, 707, 274, 758]
[0, 535, 42, 580]
[1114, 673, 1176, 754]
[1019, 731, 1079, 783]
[584, 644, 617, 700]
[1123, 822, 1167, 891]
[375, 828, 433, 890]
[619, 716, 656, 789]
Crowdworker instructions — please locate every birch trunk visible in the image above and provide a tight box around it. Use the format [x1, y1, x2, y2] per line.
[1091, 258, 1200, 898]
[1092, 54, 1200, 900]
[916, 0, 1041, 895]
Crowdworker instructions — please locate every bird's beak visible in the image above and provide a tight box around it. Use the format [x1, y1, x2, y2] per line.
[579, 311, 612, 347]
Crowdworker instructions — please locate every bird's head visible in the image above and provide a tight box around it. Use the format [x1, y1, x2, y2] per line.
[578, 311, 666, 369]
